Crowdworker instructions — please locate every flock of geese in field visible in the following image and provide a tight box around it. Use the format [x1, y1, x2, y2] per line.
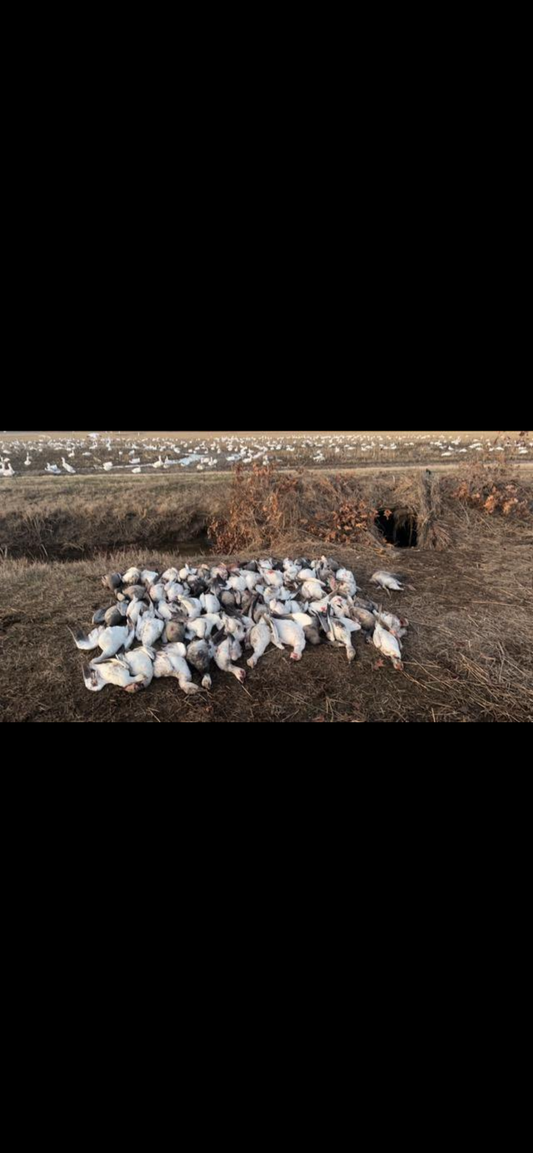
[70, 558, 410, 695]
[1, 433, 530, 478]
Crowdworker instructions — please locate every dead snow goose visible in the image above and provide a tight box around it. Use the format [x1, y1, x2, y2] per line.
[373, 623, 403, 670]
[92, 604, 128, 628]
[122, 584, 148, 602]
[301, 579, 326, 602]
[154, 648, 200, 695]
[149, 582, 166, 602]
[350, 605, 377, 631]
[89, 623, 135, 665]
[213, 637, 246, 683]
[246, 622, 273, 669]
[118, 646, 156, 690]
[177, 596, 202, 620]
[200, 592, 221, 615]
[166, 581, 186, 602]
[122, 567, 142, 585]
[156, 601, 181, 621]
[102, 572, 123, 591]
[70, 624, 105, 651]
[374, 611, 409, 639]
[326, 613, 361, 662]
[186, 639, 214, 676]
[82, 660, 146, 693]
[269, 617, 306, 661]
[371, 571, 404, 592]
[141, 569, 160, 587]
[136, 615, 165, 647]
[164, 620, 186, 644]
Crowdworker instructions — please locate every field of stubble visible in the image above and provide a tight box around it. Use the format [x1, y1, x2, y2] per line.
[1, 434, 532, 723]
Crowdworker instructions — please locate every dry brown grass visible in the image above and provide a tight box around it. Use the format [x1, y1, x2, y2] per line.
[0, 473, 226, 559]
[1, 503, 532, 722]
[1, 460, 532, 723]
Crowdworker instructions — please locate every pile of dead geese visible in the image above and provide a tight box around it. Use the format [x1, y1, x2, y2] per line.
[70, 558, 409, 695]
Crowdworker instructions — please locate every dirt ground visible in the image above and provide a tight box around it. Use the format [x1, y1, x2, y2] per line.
[1, 511, 532, 722]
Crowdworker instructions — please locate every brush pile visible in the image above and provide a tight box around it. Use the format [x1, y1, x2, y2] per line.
[70, 558, 409, 695]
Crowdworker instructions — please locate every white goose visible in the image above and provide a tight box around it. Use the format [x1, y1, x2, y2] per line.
[371, 571, 404, 592]
[246, 622, 273, 669]
[153, 648, 200, 695]
[373, 623, 403, 670]
[117, 646, 155, 690]
[268, 617, 306, 661]
[213, 637, 246, 682]
[136, 615, 165, 648]
[83, 660, 147, 693]
[71, 622, 135, 664]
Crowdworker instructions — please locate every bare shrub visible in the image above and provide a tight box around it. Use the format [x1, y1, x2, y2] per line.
[209, 464, 376, 552]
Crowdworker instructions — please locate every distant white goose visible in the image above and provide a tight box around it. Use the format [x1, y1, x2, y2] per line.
[153, 455, 164, 469]
[61, 456, 76, 474]
[3, 460, 15, 477]
[103, 462, 113, 471]
[24, 454, 31, 466]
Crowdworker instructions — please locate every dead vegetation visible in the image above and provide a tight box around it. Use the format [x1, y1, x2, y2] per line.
[208, 464, 454, 554]
[450, 467, 531, 517]
[2, 458, 531, 563]
[1, 507, 532, 723]
[1, 455, 532, 723]
[0, 473, 224, 559]
[208, 464, 380, 553]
